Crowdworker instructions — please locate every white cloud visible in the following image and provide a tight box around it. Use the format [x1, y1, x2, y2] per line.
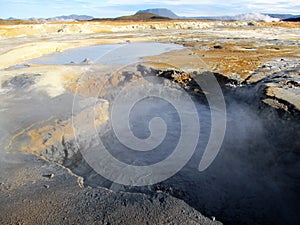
[106, 0, 216, 5]
[106, 0, 299, 5]
[245, 1, 300, 13]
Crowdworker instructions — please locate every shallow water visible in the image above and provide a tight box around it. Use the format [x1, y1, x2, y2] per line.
[27, 42, 183, 65]
[6, 64, 30, 70]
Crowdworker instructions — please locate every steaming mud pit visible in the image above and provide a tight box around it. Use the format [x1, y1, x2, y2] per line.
[0, 21, 300, 225]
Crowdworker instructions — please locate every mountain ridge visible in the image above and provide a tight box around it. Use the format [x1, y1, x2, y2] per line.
[114, 12, 171, 21]
[136, 8, 179, 19]
[3, 9, 300, 22]
[136, 8, 300, 22]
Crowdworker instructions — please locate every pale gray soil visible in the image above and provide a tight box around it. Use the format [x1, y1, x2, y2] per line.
[0, 152, 221, 225]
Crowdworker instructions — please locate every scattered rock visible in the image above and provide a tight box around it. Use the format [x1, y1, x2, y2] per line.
[213, 45, 223, 49]
[43, 174, 55, 179]
[2, 74, 38, 89]
[245, 58, 300, 114]
[81, 58, 93, 64]
[248, 21, 259, 26]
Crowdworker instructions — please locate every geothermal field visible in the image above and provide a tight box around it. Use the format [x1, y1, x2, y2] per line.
[0, 18, 299, 225]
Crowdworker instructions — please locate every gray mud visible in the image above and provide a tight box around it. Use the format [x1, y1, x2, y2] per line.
[26, 65, 300, 225]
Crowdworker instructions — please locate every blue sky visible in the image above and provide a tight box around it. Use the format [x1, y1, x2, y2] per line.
[0, 0, 299, 19]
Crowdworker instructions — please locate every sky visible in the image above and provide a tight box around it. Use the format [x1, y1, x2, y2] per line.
[0, 0, 299, 19]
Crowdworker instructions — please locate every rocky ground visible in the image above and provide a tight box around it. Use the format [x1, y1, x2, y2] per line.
[0, 20, 299, 225]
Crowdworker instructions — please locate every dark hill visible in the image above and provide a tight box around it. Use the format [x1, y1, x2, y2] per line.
[137, 8, 179, 19]
[283, 16, 300, 22]
[266, 14, 298, 19]
[115, 12, 171, 21]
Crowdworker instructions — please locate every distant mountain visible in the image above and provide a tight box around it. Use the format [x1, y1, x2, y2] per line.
[115, 12, 170, 21]
[136, 9, 280, 22]
[265, 14, 300, 19]
[25, 14, 93, 22]
[283, 16, 300, 22]
[46, 14, 93, 21]
[137, 8, 179, 19]
[6, 17, 18, 20]
[5, 11, 299, 23]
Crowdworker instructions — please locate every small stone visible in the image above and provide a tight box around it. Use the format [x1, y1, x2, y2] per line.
[44, 173, 55, 179]
[213, 45, 223, 49]
[82, 58, 93, 64]
[248, 21, 256, 26]
[44, 185, 49, 189]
